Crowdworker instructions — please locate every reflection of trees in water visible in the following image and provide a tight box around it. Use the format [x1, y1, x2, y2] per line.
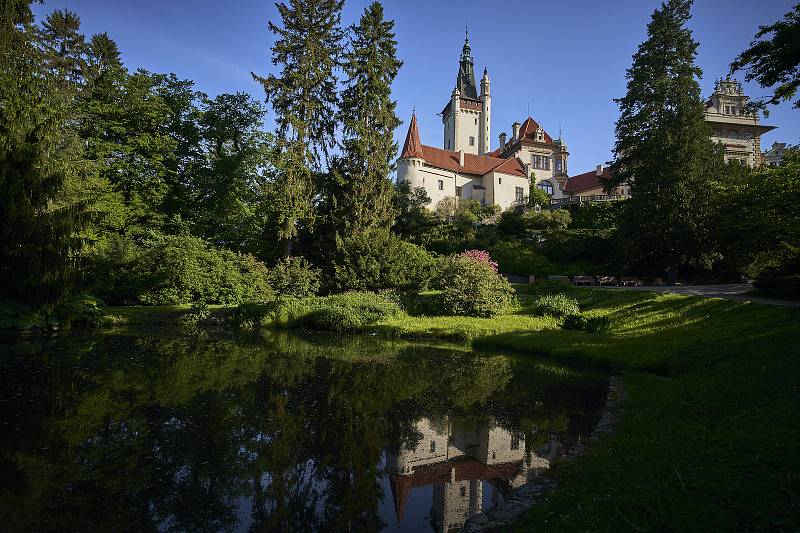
[0, 332, 606, 532]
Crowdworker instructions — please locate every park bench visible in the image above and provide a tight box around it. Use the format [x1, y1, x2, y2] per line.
[619, 277, 642, 286]
[597, 276, 617, 286]
[573, 275, 595, 286]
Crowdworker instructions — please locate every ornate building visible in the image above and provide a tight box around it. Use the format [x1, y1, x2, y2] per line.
[397, 34, 570, 210]
[704, 78, 776, 167]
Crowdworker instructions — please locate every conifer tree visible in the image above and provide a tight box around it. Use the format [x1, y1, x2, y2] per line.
[0, 0, 90, 308]
[607, 0, 722, 278]
[324, 2, 402, 239]
[253, 0, 344, 256]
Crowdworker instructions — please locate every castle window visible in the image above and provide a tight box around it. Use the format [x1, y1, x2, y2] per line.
[469, 136, 475, 146]
[538, 181, 554, 195]
[515, 187, 524, 203]
[511, 432, 520, 451]
[456, 186, 463, 197]
[438, 180, 444, 191]
[474, 118, 478, 125]
[460, 486, 467, 497]
[555, 159, 563, 172]
[544, 157, 551, 170]
[498, 177, 502, 184]
[430, 441, 436, 453]
[724, 105, 730, 115]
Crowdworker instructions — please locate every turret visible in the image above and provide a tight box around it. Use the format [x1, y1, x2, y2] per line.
[479, 67, 491, 155]
[398, 113, 425, 190]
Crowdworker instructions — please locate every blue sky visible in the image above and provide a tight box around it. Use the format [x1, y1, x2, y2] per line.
[34, 0, 798, 175]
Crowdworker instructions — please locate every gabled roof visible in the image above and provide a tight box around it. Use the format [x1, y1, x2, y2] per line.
[517, 117, 554, 144]
[400, 113, 424, 159]
[564, 166, 613, 194]
[399, 114, 527, 178]
[417, 144, 527, 177]
[390, 459, 523, 522]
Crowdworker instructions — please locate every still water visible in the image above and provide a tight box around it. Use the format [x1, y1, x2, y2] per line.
[0, 330, 608, 532]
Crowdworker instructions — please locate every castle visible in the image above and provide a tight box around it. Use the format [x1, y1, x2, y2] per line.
[398, 37, 779, 212]
[397, 34, 571, 210]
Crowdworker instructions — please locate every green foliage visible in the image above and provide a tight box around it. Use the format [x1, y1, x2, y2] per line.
[523, 209, 572, 232]
[489, 241, 556, 276]
[320, 2, 402, 239]
[730, 2, 800, 111]
[270, 256, 321, 298]
[563, 313, 611, 334]
[332, 228, 434, 292]
[528, 186, 551, 207]
[531, 293, 580, 320]
[89, 232, 273, 305]
[253, 0, 344, 252]
[753, 243, 800, 299]
[268, 292, 403, 331]
[392, 180, 434, 242]
[609, 0, 722, 276]
[0, 3, 92, 309]
[569, 201, 622, 230]
[435, 256, 516, 317]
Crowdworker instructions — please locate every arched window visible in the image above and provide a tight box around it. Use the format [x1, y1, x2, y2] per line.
[538, 181, 554, 195]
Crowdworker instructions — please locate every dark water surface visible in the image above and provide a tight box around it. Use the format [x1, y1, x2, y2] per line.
[0, 330, 608, 532]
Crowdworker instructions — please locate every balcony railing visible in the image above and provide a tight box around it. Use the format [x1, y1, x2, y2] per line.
[549, 194, 627, 207]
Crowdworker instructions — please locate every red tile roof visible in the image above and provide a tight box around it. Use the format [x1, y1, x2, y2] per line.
[518, 117, 554, 144]
[400, 113, 424, 159]
[390, 459, 523, 522]
[564, 166, 613, 194]
[419, 144, 527, 177]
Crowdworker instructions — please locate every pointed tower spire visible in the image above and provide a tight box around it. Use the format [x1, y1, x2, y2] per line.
[400, 113, 424, 159]
[455, 29, 477, 99]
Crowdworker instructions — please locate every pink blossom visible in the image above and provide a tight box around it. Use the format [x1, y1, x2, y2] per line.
[458, 249, 499, 272]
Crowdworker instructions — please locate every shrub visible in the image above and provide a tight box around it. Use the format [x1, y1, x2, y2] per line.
[532, 294, 580, 319]
[270, 256, 321, 298]
[457, 250, 499, 273]
[89, 232, 274, 305]
[563, 313, 611, 333]
[489, 241, 557, 277]
[523, 209, 572, 232]
[435, 256, 516, 317]
[332, 228, 435, 292]
[269, 292, 402, 332]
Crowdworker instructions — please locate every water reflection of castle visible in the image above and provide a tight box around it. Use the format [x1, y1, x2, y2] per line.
[387, 417, 558, 532]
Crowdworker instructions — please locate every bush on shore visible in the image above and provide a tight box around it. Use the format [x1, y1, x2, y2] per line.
[531, 293, 580, 320]
[234, 292, 403, 332]
[434, 255, 516, 317]
[90, 232, 273, 305]
[332, 228, 435, 292]
[270, 256, 321, 298]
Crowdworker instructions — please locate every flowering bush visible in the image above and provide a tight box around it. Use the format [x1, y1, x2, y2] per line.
[458, 250, 499, 273]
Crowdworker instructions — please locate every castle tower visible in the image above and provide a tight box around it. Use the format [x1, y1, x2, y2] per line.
[442, 30, 489, 155]
[397, 113, 425, 188]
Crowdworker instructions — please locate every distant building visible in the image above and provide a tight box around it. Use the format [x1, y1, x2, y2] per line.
[705, 78, 776, 167]
[548, 164, 629, 207]
[397, 34, 569, 210]
[762, 142, 793, 167]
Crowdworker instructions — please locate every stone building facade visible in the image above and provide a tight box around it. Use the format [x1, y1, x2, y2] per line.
[397, 35, 570, 210]
[704, 78, 775, 167]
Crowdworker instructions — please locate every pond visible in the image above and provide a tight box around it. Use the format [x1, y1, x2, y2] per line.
[0, 329, 609, 532]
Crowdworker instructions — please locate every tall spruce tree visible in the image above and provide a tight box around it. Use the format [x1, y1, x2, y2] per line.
[607, 0, 721, 278]
[0, 0, 90, 308]
[324, 2, 402, 240]
[253, 0, 344, 256]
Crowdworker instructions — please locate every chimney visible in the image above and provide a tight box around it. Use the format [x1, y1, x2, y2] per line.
[459, 150, 465, 166]
[512, 122, 520, 142]
[499, 132, 507, 147]
[596, 164, 603, 176]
